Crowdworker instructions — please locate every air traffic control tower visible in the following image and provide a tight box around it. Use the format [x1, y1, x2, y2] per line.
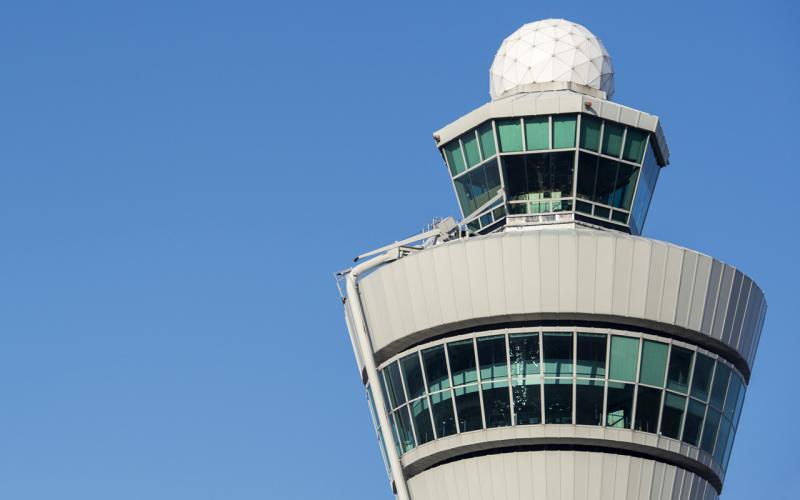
[336, 19, 766, 500]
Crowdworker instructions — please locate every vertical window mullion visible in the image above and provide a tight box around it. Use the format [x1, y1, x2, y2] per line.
[630, 333, 644, 429]
[506, 332, 515, 426]
[539, 330, 546, 424]
[395, 360, 417, 447]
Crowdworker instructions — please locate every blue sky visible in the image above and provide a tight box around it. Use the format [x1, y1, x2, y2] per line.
[0, 1, 797, 499]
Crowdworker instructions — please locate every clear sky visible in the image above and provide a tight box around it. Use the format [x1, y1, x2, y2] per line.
[0, 1, 797, 499]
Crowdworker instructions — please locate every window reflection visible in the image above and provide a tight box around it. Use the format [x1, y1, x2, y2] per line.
[606, 382, 634, 428]
[576, 333, 606, 378]
[576, 379, 604, 425]
[543, 332, 573, 377]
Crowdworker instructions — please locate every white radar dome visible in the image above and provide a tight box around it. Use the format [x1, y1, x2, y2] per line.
[490, 19, 614, 101]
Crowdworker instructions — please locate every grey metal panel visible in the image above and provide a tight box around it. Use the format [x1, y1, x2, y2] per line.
[629, 239, 652, 318]
[676, 252, 699, 328]
[448, 242, 474, 321]
[433, 244, 459, 326]
[710, 266, 734, 341]
[484, 236, 508, 317]
[501, 233, 525, 315]
[360, 229, 766, 377]
[558, 231, 579, 313]
[465, 237, 490, 319]
[721, 271, 743, 345]
[595, 233, 615, 314]
[645, 241, 667, 321]
[612, 235, 634, 316]
[540, 231, 560, 312]
[576, 231, 598, 313]
[688, 255, 712, 332]
[659, 246, 684, 324]
[700, 261, 723, 335]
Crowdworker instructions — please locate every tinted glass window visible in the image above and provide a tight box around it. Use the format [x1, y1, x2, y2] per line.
[576, 333, 606, 378]
[477, 122, 496, 159]
[497, 119, 523, 152]
[410, 398, 435, 445]
[462, 132, 482, 167]
[682, 399, 705, 446]
[525, 116, 549, 150]
[482, 380, 511, 428]
[710, 362, 731, 409]
[713, 418, 732, 463]
[510, 333, 540, 379]
[700, 408, 721, 454]
[393, 407, 415, 452]
[580, 115, 601, 151]
[639, 340, 668, 386]
[453, 159, 502, 216]
[454, 384, 483, 432]
[429, 391, 456, 438]
[477, 335, 508, 382]
[623, 128, 648, 163]
[448, 339, 477, 386]
[723, 374, 743, 420]
[544, 379, 572, 424]
[609, 336, 638, 382]
[400, 353, 425, 400]
[513, 381, 541, 425]
[552, 115, 576, 148]
[503, 152, 574, 206]
[602, 122, 624, 157]
[634, 386, 661, 433]
[660, 392, 686, 439]
[690, 354, 715, 401]
[444, 140, 466, 175]
[667, 346, 693, 393]
[422, 345, 450, 392]
[606, 382, 634, 428]
[383, 362, 406, 408]
[543, 332, 573, 377]
[576, 379, 604, 425]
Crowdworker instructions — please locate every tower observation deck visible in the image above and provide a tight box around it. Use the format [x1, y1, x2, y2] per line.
[336, 19, 766, 500]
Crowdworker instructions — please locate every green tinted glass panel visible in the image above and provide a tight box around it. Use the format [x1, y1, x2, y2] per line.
[462, 132, 482, 167]
[623, 128, 648, 163]
[552, 115, 576, 148]
[497, 119, 523, 152]
[660, 392, 686, 439]
[609, 336, 639, 382]
[477, 122, 496, 158]
[580, 115, 601, 151]
[383, 362, 406, 408]
[714, 417, 732, 463]
[525, 116, 549, 150]
[723, 374, 742, 420]
[444, 141, 466, 175]
[691, 354, 715, 401]
[639, 340, 668, 386]
[602, 122, 624, 157]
